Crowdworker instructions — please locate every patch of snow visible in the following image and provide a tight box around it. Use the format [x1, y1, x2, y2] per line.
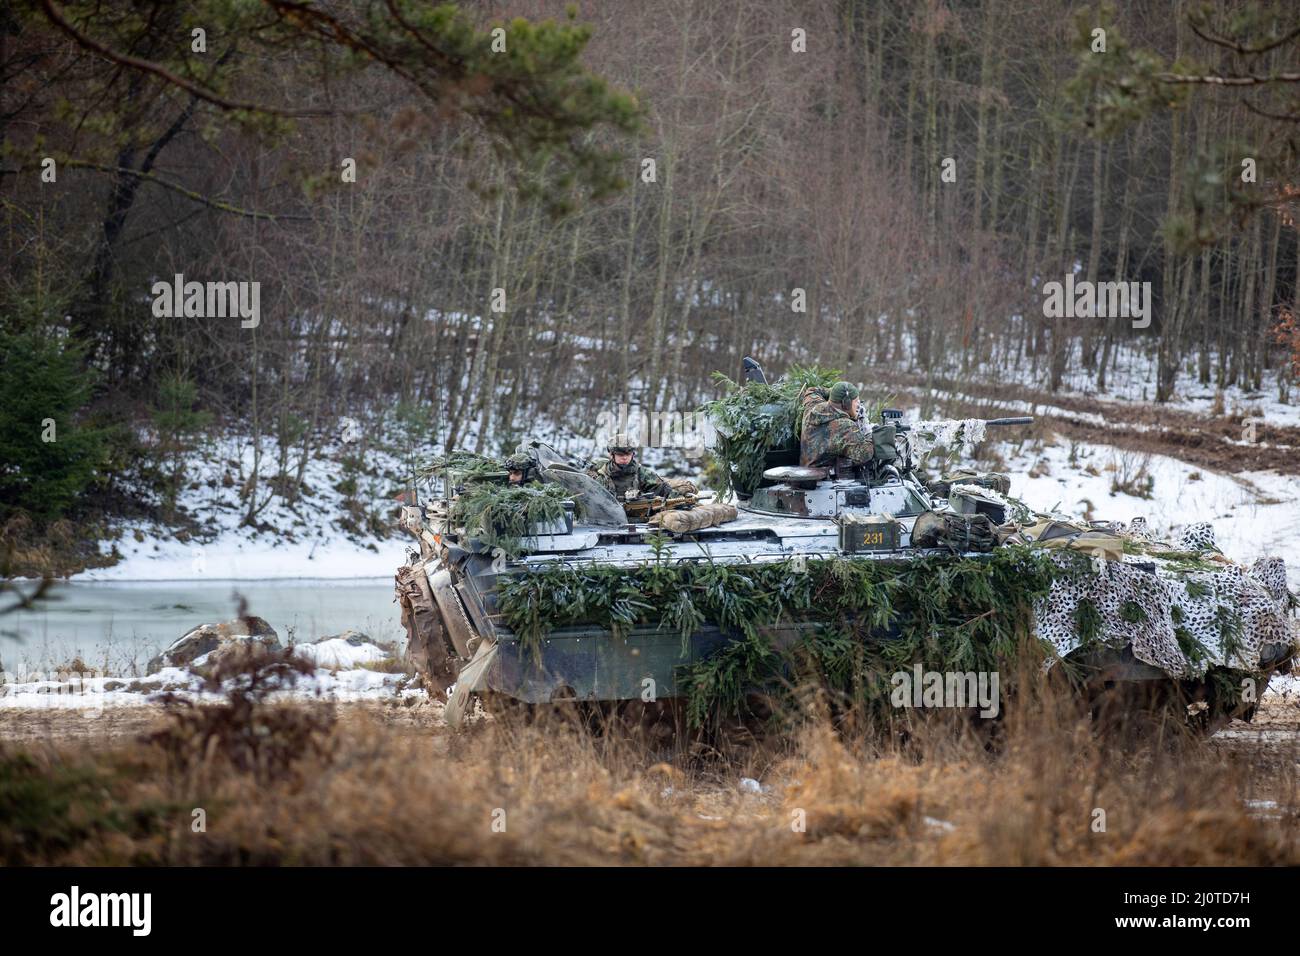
[1266, 672, 1300, 700]
[996, 436, 1300, 571]
[78, 431, 412, 581]
[293, 638, 390, 670]
[0, 663, 419, 711]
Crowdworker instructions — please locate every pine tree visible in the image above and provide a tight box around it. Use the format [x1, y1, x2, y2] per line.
[0, 302, 107, 522]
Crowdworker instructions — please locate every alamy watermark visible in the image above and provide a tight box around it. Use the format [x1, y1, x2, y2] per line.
[595, 403, 716, 455]
[1042, 274, 1151, 330]
[151, 273, 260, 328]
[890, 664, 1000, 719]
[49, 886, 150, 936]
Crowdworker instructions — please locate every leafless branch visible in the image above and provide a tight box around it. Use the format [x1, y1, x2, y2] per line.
[1156, 71, 1300, 86]
[54, 160, 311, 221]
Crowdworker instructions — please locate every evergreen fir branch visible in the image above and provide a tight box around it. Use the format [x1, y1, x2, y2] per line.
[698, 365, 842, 496]
[496, 546, 1065, 726]
[448, 483, 570, 559]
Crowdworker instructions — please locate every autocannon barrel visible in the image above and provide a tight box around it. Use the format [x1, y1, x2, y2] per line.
[983, 416, 1034, 427]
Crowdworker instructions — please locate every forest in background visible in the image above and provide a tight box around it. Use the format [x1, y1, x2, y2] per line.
[2, 0, 1299, 541]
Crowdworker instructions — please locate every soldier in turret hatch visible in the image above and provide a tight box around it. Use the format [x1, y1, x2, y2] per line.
[586, 433, 674, 499]
[505, 452, 542, 486]
[799, 381, 874, 468]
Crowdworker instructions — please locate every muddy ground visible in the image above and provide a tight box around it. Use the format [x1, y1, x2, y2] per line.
[0, 696, 446, 744]
[878, 371, 1300, 476]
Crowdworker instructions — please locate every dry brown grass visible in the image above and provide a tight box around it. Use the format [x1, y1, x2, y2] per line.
[4, 670, 1298, 866]
[2, 514, 116, 577]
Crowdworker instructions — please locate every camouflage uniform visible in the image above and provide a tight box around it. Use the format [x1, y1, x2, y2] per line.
[586, 457, 674, 499]
[799, 387, 874, 468]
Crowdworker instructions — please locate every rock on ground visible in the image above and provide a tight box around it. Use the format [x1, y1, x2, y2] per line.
[146, 616, 281, 674]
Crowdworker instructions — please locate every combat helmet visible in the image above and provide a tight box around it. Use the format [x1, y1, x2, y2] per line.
[607, 432, 639, 457]
[504, 451, 538, 484]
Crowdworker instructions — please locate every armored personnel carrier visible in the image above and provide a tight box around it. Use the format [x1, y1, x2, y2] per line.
[396, 362, 1296, 732]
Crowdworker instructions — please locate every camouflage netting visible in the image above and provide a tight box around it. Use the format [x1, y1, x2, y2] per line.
[493, 518, 1295, 724]
[420, 450, 507, 487]
[1033, 522, 1295, 679]
[947, 481, 1035, 524]
[908, 418, 988, 459]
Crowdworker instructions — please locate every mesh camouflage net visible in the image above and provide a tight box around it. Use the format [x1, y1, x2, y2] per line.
[948, 481, 1035, 524]
[909, 418, 988, 460]
[1034, 523, 1295, 679]
[492, 518, 1294, 724]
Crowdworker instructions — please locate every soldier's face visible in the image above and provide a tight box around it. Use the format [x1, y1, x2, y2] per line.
[612, 451, 633, 467]
[508, 470, 524, 484]
[850, 398, 861, 418]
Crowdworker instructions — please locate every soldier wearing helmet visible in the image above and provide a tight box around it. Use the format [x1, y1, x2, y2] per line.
[799, 381, 874, 468]
[586, 433, 674, 500]
[505, 452, 542, 486]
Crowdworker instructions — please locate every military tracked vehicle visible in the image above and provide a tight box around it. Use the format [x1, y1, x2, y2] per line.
[396, 362, 1297, 732]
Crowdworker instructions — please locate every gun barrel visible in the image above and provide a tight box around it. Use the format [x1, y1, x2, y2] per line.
[984, 416, 1034, 427]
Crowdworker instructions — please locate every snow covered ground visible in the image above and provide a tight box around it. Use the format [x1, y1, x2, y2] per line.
[0, 662, 425, 711]
[0, 630, 428, 712]
[992, 435, 1300, 571]
[75, 420, 689, 582]
[79, 432, 415, 581]
[1052, 347, 1300, 430]
[75, 421, 1299, 582]
[89, 530, 405, 582]
[293, 634, 394, 669]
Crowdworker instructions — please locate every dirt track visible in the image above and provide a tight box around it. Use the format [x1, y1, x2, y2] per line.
[0, 697, 444, 744]
[876, 371, 1300, 476]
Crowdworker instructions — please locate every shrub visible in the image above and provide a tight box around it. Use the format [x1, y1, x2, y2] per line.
[0, 748, 170, 865]
[698, 365, 842, 497]
[146, 645, 337, 785]
[0, 318, 108, 521]
[1108, 449, 1154, 499]
[151, 373, 213, 518]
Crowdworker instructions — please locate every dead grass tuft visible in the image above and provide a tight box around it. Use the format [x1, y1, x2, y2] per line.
[3, 671, 1297, 865]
